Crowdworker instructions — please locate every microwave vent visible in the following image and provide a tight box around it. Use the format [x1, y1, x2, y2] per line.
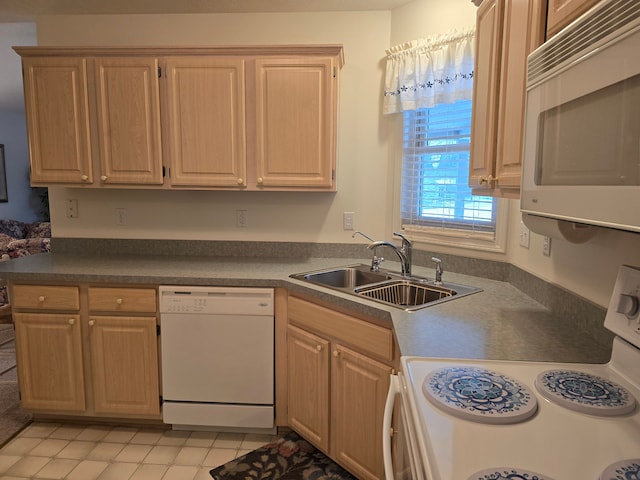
[528, 0, 640, 86]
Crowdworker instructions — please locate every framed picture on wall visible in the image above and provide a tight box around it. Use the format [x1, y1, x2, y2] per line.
[0, 145, 6, 202]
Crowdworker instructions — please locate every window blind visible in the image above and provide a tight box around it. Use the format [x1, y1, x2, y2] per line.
[401, 100, 496, 233]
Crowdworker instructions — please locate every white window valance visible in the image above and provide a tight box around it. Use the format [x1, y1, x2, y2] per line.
[383, 27, 475, 115]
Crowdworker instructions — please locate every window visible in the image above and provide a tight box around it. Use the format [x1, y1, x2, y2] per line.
[401, 100, 497, 236]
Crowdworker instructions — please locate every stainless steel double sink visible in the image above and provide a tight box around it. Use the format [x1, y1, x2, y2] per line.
[290, 264, 481, 311]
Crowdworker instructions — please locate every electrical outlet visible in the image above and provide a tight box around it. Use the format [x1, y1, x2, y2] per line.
[66, 199, 78, 218]
[519, 222, 530, 249]
[236, 209, 249, 228]
[542, 236, 552, 256]
[343, 212, 355, 230]
[116, 208, 127, 226]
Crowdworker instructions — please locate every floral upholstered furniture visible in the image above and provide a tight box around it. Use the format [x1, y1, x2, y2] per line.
[0, 219, 51, 312]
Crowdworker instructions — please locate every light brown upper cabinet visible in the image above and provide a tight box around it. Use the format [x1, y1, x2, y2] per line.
[93, 57, 163, 186]
[15, 46, 343, 191]
[20, 55, 163, 187]
[163, 57, 247, 188]
[547, 0, 601, 38]
[254, 57, 337, 190]
[469, 0, 546, 198]
[21, 57, 94, 185]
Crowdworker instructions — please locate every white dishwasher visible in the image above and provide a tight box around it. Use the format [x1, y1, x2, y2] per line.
[159, 286, 274, 432]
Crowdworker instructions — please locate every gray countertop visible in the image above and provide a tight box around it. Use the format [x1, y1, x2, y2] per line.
[0, 253, 611, 364]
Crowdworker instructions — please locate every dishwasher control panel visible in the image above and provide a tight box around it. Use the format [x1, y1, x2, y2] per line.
[159, 286, 274, 316]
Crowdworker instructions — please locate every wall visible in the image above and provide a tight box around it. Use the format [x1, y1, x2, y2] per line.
[0, 23, 41, 222]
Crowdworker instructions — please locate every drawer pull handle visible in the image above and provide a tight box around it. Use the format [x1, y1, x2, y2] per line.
[68, 318, 75, 325]
[116, 298, 123, 305]
[88, 320, 95, 327]
[38, 296, 45, 302]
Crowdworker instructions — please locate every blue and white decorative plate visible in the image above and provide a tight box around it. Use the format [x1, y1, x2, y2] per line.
[599, 459, 640, 480]
[422, 367, 537, 424]
[468, 468, 555, 480]
[535, 370, 636, 416]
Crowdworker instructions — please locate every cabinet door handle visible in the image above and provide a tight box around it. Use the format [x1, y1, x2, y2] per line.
[333, 350, 340, 358]
[116, 298, 123, 305]
[88, 320, 95, 327]
[38, 296, 45, 302]
[237, 178, 244, 185]
[100, 175, 108, 182]
[316, 345, 322, 351]
[68, 318, 75, 325]
[257, 177, 264, 185]
[81, 175, 89, 182]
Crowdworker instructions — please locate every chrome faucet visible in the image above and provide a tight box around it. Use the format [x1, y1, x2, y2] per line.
[367, 232, 413, 277]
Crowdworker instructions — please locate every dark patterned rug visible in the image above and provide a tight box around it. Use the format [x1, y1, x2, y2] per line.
[210, 432, 357, 480]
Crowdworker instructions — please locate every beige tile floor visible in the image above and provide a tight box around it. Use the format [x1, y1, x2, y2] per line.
[0, 422, 277, 480]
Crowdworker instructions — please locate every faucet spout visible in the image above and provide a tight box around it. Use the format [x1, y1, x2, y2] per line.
[352, 231, 375, 242]
[367, 240, 410, 277]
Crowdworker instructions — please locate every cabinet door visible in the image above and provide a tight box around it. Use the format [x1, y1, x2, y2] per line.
[547, 0, 600, 38]
[469, 0, 503, 192]
[14, 313, 86, 412]
[494, 0, 546, 192]
[164, 57, 247, 187]
[255, 57, 337, 190]
[21, 57, 93, 185]
[94, 57, 163, 185]
[470, 0, 546, 196]
[89, 315, 160, 416]
[287, 325, 330, 452]
[331, 344, 392, 480]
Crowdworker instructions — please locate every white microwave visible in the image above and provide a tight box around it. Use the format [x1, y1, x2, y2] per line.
[521, 0, 640, 234]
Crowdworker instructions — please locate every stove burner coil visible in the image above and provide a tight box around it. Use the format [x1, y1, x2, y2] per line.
[535, 370, 636, 416]
[422, 367, 538, 424]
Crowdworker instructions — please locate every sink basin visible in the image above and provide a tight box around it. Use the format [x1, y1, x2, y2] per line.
[355, 280, 453, 308]
[290, 264, 482, 311]
[294, 265, 390, 289]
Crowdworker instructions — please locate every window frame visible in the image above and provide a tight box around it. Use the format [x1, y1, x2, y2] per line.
[393, 104, 509, 255]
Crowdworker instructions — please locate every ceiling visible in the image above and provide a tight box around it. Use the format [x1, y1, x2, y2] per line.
[0, 0, 415, 22]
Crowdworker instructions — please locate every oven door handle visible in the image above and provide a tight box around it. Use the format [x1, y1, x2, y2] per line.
[383, 373, 401, 480]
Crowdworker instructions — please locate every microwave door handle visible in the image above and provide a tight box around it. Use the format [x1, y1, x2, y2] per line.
[383, 374, 401, 480]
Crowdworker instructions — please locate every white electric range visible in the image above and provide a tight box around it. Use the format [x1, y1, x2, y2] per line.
[383, 265, 640, 480]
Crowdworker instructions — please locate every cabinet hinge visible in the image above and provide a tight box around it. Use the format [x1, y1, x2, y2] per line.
[158, 66, 162, 78]
[162, 166, 165, 178]
[159, 395, 163, 405]
[156, 325, 161, 336]
[332, 169, 335, 180]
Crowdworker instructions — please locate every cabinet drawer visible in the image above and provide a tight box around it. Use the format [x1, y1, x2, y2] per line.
[12, 285, 80, 311]
[88, 287, 157, 313]
[288, 296, 393, 362]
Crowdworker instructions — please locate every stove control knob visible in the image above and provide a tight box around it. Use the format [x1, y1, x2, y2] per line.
[617, 293, 640, 319]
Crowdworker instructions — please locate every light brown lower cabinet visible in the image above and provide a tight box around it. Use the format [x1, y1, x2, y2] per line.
[14, 311, 86, 412]
[287, 296, 395, 480]
[12, 284, 160, 418]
